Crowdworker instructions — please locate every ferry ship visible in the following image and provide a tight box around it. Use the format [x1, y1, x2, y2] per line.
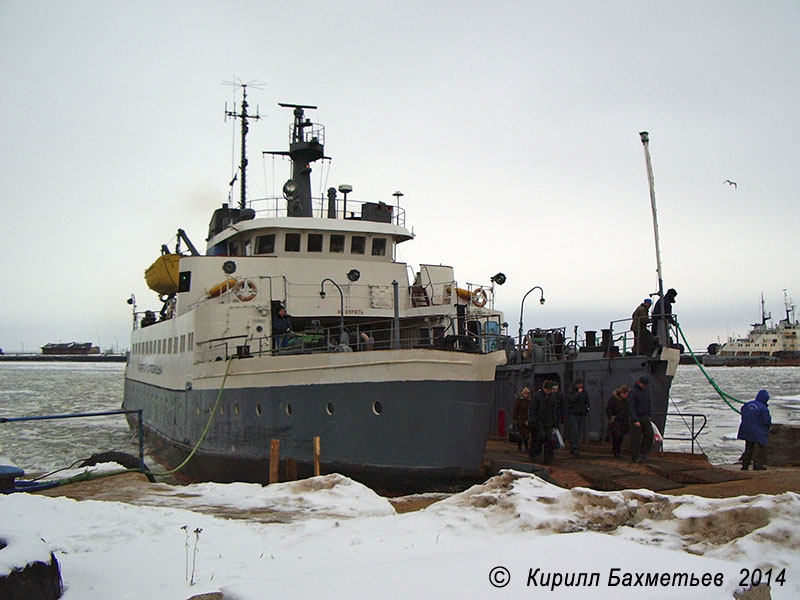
[703, 292, 800, 366]
[122, 89, 508, 488]
[123, 89, 679, 489]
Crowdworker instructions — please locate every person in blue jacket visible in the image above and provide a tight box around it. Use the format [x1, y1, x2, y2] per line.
[737, 389, 772, 471]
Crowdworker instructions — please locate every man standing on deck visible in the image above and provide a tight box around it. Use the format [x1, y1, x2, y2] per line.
[631, 298, 653, 355]
[272, 304, 293, 348]
[628, 376, 654, 463]
[651, 288, 678, 347]
[738, 389, 772, 470]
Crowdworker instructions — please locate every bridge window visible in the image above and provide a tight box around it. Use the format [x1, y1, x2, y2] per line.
[256, 234, 275, 254]
[308, 233, 323, 252]
[351, 236, 366, 255]
[371, 238, 387, 256]
[285, 233, 301, 252]
[330, 234, 345, 253]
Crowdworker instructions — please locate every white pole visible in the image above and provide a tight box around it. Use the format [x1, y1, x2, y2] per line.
[640, 132, 664, 299]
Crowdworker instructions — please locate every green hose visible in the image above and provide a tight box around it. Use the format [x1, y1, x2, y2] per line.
[676, 322, 744, 414]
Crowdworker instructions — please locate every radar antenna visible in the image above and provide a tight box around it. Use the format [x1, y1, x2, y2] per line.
[223, 80, 263, 209]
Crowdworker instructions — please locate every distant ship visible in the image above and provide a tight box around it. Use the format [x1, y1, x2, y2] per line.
[703, 292, 800, 366]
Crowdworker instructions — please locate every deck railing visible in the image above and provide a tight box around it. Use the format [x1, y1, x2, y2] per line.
[654, 411, 707, 454]
[199, 313, 506, 362]
[247, 196, 407, 227]
[511, 314, 682, 365]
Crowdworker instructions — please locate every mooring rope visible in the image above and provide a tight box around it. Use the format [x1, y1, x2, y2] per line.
[676, 322, 745, 414]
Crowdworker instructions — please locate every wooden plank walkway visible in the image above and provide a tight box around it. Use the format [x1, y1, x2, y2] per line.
[482, 436, 751, 494]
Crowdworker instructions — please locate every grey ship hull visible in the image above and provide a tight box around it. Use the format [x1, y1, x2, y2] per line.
[123, 350, 504, 491]
[494, 350, 679, 441]
[702, 353, 800, 367]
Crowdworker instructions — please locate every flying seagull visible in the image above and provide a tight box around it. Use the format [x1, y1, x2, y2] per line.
[723, 179, 737, 189]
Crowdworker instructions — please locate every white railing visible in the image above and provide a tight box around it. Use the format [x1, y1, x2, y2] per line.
[247, 196, 406, 227]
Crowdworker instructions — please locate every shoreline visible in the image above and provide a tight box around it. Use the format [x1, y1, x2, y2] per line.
[0, 354, 127, 363]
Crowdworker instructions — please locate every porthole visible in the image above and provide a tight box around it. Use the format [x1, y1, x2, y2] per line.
[326, 402, 335, 415]
[372, 401, 383, 415]
[256, 404, 262, 416]
[234, 404, 240, 415]
[286, 403, 293, 416]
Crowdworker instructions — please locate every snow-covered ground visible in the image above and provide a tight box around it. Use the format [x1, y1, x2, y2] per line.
[2, 467, 799, 599]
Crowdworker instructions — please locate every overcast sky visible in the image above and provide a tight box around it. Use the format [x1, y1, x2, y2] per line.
[1, 1, 798, 353]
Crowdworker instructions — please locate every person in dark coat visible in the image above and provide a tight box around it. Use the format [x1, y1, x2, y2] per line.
[605, 385, 631, 458]
[628, 376, 654, 463]
[737, 389, 772, 470]
[272, 304, 293, 348]
[651, 288, 677, 346]
[528, 380, 563, 464]
[631, 298, 654, 355]
[565, 380, 590, 456]
[511, 387, 531, 452]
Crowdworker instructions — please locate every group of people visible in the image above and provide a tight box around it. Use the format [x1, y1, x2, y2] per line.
[631, 288, 678, 355]
[511, 379, 590, 464]
[605, 375, 655, 462]
[511, 375, 656, 464]
[513, 374, 774, 469]
[512, 376, 654, 464]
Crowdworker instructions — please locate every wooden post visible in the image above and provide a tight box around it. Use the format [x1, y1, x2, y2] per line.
[269, 439, 280, 484]
[313, 436, 321, 476]
[285, 457, 297, 481]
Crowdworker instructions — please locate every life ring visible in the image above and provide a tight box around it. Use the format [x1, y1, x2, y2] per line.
[234, 279, 257, 302]
[471, 288, 488, 307]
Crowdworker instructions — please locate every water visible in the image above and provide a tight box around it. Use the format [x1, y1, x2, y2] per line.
[0, 362, 135, 474]
[1, 362, 799, 474]
[665, 365, 800, 463]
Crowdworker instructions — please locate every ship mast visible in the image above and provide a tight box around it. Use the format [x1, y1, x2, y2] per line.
[264, 103, 325, 218]
[784, 289, 796, 324]
[225, 84, 261, 210]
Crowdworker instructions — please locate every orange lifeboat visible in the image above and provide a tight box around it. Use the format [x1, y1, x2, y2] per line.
[144, 254, 181, 295]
